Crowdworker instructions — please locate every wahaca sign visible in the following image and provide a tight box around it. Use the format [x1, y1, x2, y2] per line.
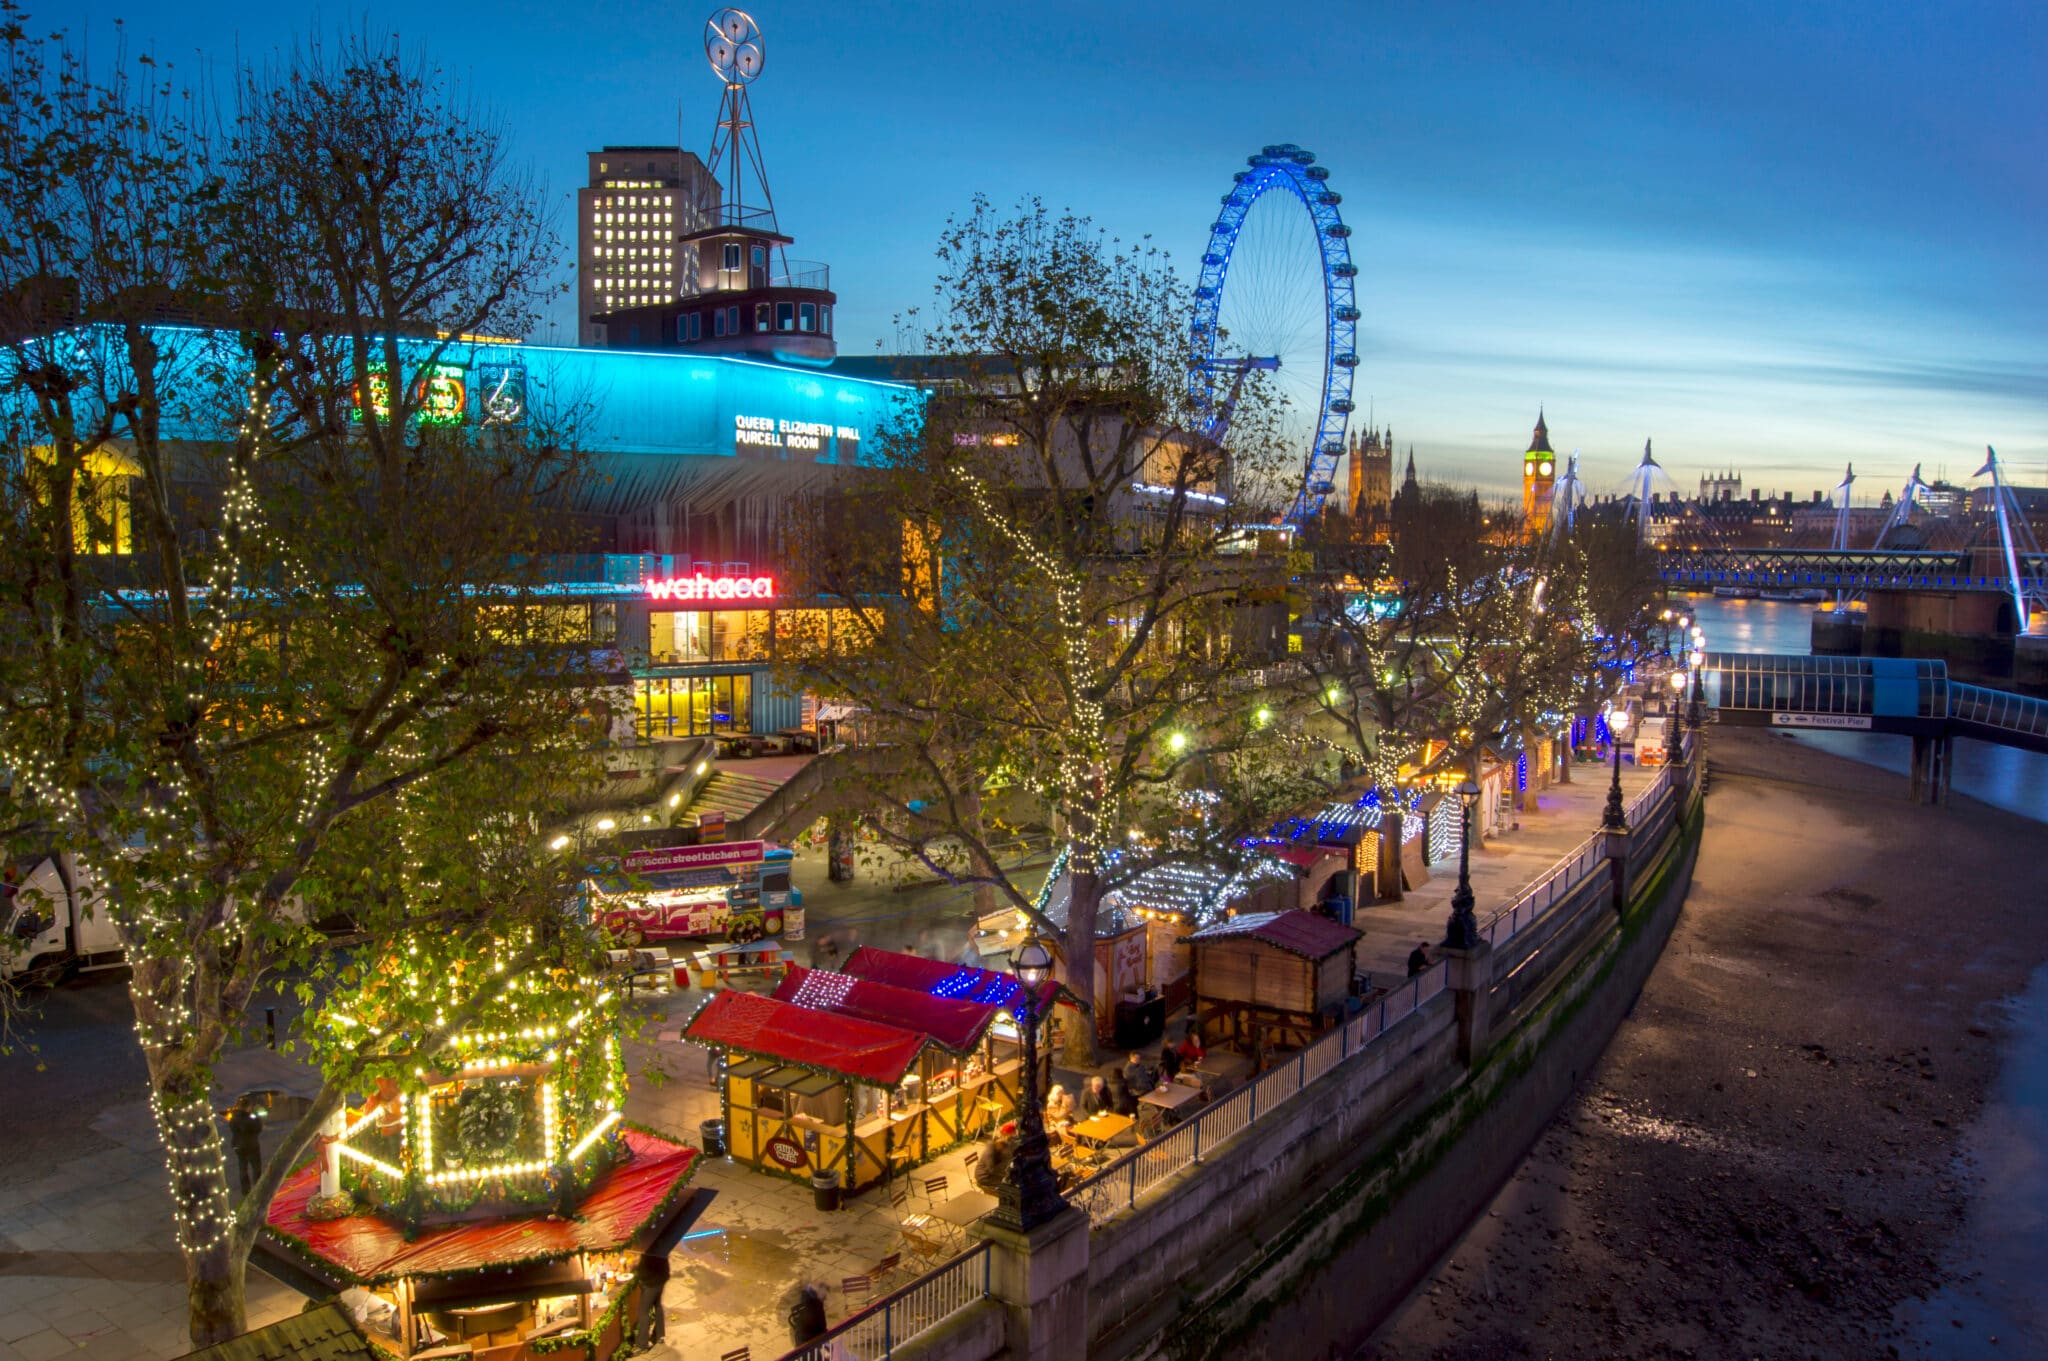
[645, 573, 776, 604]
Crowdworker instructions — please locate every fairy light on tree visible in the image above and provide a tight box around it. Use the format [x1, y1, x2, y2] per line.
[0, 23, 607, 1347]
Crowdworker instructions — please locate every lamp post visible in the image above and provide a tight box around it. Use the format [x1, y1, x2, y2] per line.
[1603, 707, 1632, 830]
[1687, 647, 1705, 732]
[1668, 668, 1686, 716]
[1443, 779, 1482, 950]
[990, 931, 1066, 1232]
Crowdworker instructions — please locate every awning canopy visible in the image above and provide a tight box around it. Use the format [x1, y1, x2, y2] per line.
[839, 945, 1060, 1014]
[263, 1129, 697, 1286]
[775, 964, 1003, 1054]
[683, 987, 930, 1086]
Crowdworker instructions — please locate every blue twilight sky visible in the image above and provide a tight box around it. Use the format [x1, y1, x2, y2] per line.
[53, 0, 2048, 500]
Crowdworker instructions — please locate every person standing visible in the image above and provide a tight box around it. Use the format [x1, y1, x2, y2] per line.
[787, 1283, 828, 1345]
[1407, 942, 1431, 977]
[631, 1250, 670, 1350]
[225, 1096, 265, 1196]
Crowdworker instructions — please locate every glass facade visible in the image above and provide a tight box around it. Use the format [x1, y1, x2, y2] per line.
[634, 673, 753, 738]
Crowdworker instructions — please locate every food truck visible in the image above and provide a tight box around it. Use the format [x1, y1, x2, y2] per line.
[585, 841, 802, 945]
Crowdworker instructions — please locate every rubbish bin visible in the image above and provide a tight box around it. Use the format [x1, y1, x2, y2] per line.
[700, 1118, 727, 1159]
[810, 1167, 841, 1213]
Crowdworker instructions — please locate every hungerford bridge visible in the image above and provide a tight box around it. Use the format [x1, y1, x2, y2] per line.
[1694, 652, 2047, 803]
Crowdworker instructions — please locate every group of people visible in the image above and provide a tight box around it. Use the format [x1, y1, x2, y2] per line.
[1030, 1028, 1209, 1142]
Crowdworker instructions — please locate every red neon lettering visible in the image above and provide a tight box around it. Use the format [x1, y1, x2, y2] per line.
[646, 574, 776, 603]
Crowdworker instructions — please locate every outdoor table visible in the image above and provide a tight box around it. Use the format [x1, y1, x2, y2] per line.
[1137, 1082, 1201, 1136]
[899, 1211, 953, 1261]
[931, 1190, 998, 1227]
[1067, 1112, 1134, 1149]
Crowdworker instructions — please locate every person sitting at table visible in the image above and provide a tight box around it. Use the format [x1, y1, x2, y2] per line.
[1121, 1051, 1154, 1097]
[1174, 1029, 1206, 1069]
[1158, 1043, 1182, 1083]
[1105, 1068, 1136, 1117]
[972, 1128, 1013, 1191]
[1043, 1083, 1075, 1134]
[1079, 1075, 1111, 1118]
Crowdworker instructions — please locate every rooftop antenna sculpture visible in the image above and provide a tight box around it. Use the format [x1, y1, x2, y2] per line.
[1976, 446, 2046, 632]
[704, 9, 781, 240]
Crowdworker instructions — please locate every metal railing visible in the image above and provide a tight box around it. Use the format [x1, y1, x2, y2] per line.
[1067, 962, 1449, 1225]
[779, 1240, 992, 1361]
[1062, 746, 1704, 1230]
[1949, 682, 2048, 743]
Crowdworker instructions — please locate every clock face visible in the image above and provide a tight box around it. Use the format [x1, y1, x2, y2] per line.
[1540, 460, 1553, 476]
[1525, 461, 1534, 476]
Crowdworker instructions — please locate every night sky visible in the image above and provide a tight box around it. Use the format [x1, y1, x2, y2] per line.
[54, 0, 2048, 498]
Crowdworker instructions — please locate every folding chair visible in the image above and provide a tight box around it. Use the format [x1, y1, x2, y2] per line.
[719, 1349, 750, 1361]
[868, 1251, 903, 1285]
[840, 1274, 872, 1305]
[963, 1151, 980, 1177]
[887, 1179, 910, 1211]
[920, 1173, 949, 1204]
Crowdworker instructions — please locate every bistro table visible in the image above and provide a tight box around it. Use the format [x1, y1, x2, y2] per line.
[1067, 1112, 1134, 1150]
[1137, 1082, 1201, 1136]
[931, 1189, 998, 1227]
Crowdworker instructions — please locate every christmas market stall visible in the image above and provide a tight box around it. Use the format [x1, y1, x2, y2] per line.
[1000, 847, 1296, 1044]
[683, 946, 1056, 1193]
[260, 962, 700, 1361]
[1185, 909, 1361, 1063]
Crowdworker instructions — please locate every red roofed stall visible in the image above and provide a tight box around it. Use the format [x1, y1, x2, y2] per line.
[684, 947, 1048, 1193]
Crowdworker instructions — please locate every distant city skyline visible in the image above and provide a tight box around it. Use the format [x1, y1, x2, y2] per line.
[58, 0, 2048, 498]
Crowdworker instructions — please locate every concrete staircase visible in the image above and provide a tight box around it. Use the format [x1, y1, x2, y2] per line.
[684, 769, 785, 825]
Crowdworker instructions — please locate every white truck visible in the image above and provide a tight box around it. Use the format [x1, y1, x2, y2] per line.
[2, 854, 122, 983]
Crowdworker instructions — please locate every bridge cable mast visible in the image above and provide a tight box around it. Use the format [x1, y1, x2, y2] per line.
[1977, 445, 2047, 632]
[1829, 463, 1856, 607]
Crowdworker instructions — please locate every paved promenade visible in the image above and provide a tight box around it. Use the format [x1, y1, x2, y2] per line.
[0, 748, 1653, 1361]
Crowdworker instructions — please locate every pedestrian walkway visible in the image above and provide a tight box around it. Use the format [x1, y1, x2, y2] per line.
[1349, 758, 1653, 981]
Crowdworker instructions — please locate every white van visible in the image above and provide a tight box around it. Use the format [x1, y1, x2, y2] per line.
[2, 854, 123, 982]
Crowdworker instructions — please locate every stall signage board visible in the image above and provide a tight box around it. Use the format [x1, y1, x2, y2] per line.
[623, 842, 765, 874]
[764, 1135, 806, 1170]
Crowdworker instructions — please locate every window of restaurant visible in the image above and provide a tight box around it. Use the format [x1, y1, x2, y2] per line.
[648, 609, 773, 663]
[633, 674, 753, 739]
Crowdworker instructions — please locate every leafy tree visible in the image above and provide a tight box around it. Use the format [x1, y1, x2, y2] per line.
[0, 16, 602, 1343]
[775, 197, 1311, 1062]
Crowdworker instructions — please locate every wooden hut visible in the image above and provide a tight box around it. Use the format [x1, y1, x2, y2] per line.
[683, 948, 1055, 1193]
[1185, 910, 1361, 1060]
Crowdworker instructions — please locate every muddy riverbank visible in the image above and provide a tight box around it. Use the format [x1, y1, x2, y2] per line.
[1361, 726, 2048, 1360]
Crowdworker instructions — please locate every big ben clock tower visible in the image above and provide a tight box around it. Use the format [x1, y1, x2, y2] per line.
[1522, 409, 1556, 532]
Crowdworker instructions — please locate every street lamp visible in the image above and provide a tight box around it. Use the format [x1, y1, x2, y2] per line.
[1668, 669, 1686, 715]
[991, 931, 1066, 1232]
[1443, 779, 1482, 950]
[1603, 708, 1632, 829]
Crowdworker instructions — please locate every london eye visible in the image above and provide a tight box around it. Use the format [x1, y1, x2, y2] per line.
[1190, 144, 1360, 523]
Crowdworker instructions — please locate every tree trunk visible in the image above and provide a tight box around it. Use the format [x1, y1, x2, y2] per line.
[185, 1237, 248, 1347]
[132, 962, 248, 1346]
[151, 1073, 248, 1345]
[1379, 808, 1404, 902]
[1060, 867, 1101, 1069]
